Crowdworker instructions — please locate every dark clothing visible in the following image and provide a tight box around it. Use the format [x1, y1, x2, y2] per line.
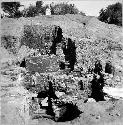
[94, 61, 103, 75]
[90, 75, 105, 101]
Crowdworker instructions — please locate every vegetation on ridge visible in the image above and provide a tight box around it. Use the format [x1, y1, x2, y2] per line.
[98, 2, 122, 26]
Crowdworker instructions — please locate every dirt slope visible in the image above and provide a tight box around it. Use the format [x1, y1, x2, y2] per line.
[1, 14, 122, 39]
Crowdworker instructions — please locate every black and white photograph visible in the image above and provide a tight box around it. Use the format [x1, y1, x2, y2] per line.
[0, 0, 123, 125]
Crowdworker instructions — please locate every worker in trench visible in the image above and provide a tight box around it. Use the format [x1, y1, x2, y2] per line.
[62, 38, 76, 72]
[90, 60, 105, 101]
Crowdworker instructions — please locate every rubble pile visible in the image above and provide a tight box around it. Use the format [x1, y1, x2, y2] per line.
[76, 37, 122, 69]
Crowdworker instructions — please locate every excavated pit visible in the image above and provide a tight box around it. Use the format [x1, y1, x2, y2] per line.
[20, 24, 108, 122]
[20, 24, 81, 122]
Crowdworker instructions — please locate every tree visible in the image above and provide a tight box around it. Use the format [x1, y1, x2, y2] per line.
[36, 1, 43, 8]
[23, 5, 38, 17]
[22, 1, 46, 17]
[1, 2, 22, 18]
[98, 2, 122, 26]
[50, 2, 79, 15]
[36, 1, 45, 14]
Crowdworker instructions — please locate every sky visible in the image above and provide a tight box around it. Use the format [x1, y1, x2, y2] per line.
[68, 0, 122, 16]
[1, 0, 122, 17]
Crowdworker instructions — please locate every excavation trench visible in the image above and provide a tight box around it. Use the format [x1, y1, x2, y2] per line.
[20, 25, 81, 122]
[20, 25, 107, 122]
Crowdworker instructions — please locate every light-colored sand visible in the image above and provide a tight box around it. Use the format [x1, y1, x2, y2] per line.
[103, 87, 123, 99]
